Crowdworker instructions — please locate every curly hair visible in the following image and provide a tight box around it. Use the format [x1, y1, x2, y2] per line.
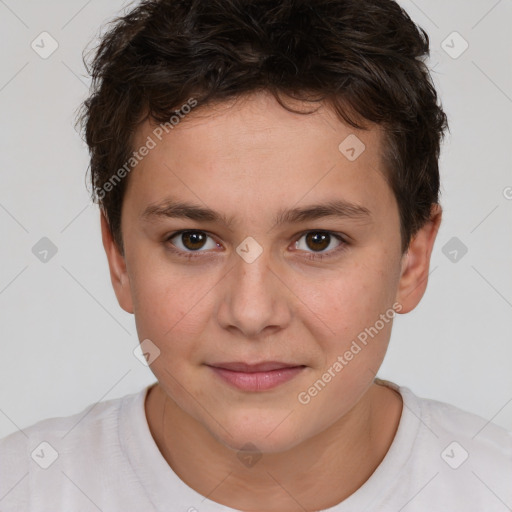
[78, 0, 449, 254]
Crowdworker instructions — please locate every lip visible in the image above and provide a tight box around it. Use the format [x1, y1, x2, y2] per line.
[209, 361, 301, 372]
[207, 362, 306, 391]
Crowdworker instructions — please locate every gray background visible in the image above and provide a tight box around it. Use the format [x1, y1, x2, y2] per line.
[0, 0, 511, 438]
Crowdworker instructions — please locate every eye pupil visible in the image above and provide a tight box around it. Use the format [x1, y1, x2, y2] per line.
[182, 231, 206, 250]
[306, 232, 330, 251]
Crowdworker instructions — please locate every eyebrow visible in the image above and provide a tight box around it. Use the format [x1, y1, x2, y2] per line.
[141, 198, 372, 227]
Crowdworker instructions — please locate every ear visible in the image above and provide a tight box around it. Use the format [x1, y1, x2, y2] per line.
[395, 204, 442, 314]
[100, 211, 134, 314]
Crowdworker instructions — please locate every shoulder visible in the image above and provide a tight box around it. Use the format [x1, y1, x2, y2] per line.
[378, 378, 512, 459]
[415, 389, 512, 461]
[395, 382, 512, 510]
[0, 390, 126, 452]
[372, 379, 512, 510]
[0, 389, 141, 510]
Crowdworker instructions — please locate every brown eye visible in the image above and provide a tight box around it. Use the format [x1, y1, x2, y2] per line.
[305, 232, 330, 251]
[294, 231, 342, 253]
[182, 231, 207, 250]
[169, 231, 217, 252]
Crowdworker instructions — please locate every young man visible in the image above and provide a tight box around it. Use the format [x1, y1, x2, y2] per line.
[1, 0, 511, 510]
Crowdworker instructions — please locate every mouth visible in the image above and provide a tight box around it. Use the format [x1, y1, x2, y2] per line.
[206, 361, 307, 391]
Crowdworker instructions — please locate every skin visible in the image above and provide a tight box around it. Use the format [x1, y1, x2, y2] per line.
[102, 91, 442, 511]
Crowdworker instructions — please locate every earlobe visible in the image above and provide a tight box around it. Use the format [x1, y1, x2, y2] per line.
[100, 211, 134, 314]
[395, 204, 442, 314]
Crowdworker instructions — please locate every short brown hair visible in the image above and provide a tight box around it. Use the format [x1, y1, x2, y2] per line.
[78, 0, 449, 254]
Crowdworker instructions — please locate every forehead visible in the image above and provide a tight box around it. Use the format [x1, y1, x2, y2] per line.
[126, 92, 395, 223]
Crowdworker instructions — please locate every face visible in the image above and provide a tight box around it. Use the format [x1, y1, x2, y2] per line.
[103, 91, 440, 453]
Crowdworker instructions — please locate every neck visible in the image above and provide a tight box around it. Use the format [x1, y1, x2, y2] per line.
[145, 381, 402, 511]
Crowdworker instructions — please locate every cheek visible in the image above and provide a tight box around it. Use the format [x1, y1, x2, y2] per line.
[316, 257, 398, 330]
[130, 274, 176, 337]
[303, 253, 400, 377]
[128, 257, 213, 341]
[295, 266, 398, 426]
[130, 269, 211, 390]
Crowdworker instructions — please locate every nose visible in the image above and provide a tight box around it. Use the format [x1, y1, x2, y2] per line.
[215, 250, 292, 339]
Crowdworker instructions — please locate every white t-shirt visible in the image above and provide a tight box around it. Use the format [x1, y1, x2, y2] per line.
[1, 379, 511, 511]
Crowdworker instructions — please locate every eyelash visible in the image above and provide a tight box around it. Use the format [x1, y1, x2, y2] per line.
[164, 230, 349, 261]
